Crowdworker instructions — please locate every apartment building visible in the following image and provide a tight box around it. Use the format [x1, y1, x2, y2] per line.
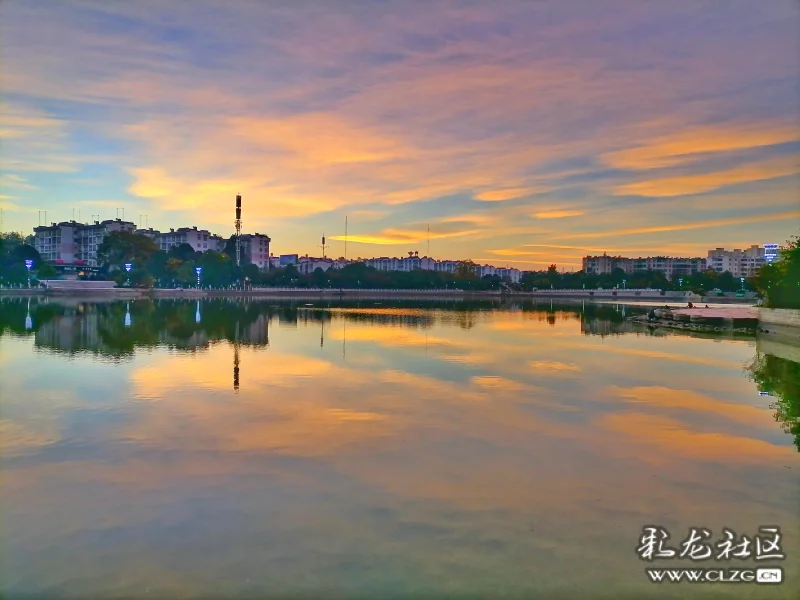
[239, 233, 271, 268]
[582, 254, 706, 280]
[158, 226, 216, 253]
[707, 245, 766, 278]
[34, 218, 136, 267]
[297, 257, 335, 274]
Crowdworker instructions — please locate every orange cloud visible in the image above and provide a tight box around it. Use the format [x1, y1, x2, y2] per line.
[529, 360, 581, 372]
[603, 123, 799, 171]
[613, 155, 800, 197]
[475, 187, 539, 201]
[560, 210, 800, 239]
[330, 227, 479, 245]
[532, 209, 585, 219]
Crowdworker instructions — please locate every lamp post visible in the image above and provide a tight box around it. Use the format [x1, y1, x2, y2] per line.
[678, 278, 684, 290]
[195, 266, 202, 289]
[24, 259, 33, 288]
[124, 263, 132, 287]
[622, 279, 626, 290]
[740, 277, 745, 290]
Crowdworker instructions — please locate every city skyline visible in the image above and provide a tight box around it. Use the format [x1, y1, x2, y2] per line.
[2, 1, 799, 269]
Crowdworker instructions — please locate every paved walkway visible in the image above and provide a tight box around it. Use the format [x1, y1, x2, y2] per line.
[671, 306, 758, 319]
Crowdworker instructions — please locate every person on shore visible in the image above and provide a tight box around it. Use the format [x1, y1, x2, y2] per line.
[647, 309, 657, 322]
[687, 302, 693, 308]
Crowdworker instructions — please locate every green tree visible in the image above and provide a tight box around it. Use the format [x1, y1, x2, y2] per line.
[753, 235, 799, 309]
[455, 260, 478, 280]
[97, 231, 159, 273]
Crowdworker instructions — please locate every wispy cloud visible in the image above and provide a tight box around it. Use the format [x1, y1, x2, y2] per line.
[1, 0, 798, 261]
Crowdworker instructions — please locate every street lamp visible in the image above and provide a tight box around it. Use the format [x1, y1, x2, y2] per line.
[740, 277, 745, 290]
[124, 263, 132, 287]
[678, 278, 684, 289]
[622, 279, 626, 290]
[195, 266, 202, 289]
[24, 259, 33, 288]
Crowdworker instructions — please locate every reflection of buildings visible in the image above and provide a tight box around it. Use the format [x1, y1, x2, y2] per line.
[36, 310, 104, 352]
[580, 317, 635, 336]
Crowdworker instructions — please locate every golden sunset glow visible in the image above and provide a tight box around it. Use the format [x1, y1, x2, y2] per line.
[1, 1, 797, 266]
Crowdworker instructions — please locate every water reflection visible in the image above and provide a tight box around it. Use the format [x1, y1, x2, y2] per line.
[0, 297, 797, 599]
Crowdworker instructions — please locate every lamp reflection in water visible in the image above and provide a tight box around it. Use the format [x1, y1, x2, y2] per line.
[124, 302, 132, 328]
[195, 300, 201, 324]
[24, 298, 32, 330]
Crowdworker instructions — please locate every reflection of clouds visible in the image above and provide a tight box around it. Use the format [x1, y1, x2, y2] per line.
[4, 305, 800, 598]
[328, 325, 456, 348]
[552, 341, 743, 369]
[0, 420, 60, 456]
[600, 412, 795, 464]
[130, 346, 334, 397]
[605, 385, 778, 429]
[529, 360, 581, 373]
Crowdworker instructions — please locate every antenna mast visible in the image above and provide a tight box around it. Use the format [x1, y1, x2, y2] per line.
[235, 194, 242, 267]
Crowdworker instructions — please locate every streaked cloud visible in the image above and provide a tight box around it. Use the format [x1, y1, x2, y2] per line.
[1, 0, 798, 264]
[532, 210, 585, 219]
[613, 155, 800, 197]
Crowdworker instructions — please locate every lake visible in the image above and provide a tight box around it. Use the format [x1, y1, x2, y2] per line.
[1, 297, 797, 599]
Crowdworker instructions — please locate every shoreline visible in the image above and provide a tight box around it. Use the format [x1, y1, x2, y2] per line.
[0, 287, 758, 304]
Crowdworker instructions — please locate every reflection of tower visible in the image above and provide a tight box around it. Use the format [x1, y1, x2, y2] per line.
[235, 194, 242, 267]
[124, 302, 132, 328]
[342, 316, 346, 361]
[25, 298, 32, 330]
[195, 300, 201, 324]
[233, 321, 241, 391]
[321, 317, 324, 348]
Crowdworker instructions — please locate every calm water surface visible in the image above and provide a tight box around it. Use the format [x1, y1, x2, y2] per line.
[1, 298, 798, 599]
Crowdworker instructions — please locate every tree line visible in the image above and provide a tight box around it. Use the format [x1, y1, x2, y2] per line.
[1, 230, 797, 308]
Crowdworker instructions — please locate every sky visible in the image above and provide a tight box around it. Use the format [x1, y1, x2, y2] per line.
[1, 0, 798, 270]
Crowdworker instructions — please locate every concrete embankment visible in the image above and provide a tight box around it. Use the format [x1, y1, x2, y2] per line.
[757, 308, 800, 343]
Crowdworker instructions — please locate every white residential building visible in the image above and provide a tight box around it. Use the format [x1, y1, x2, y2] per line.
[582, 254, 706, 280]
[707, 245, 766, 278]
[297, 257, 335, 274]
[34, 218, 136, 267]
[158, 226, 215, 253]
[239, 233, 271, 268]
